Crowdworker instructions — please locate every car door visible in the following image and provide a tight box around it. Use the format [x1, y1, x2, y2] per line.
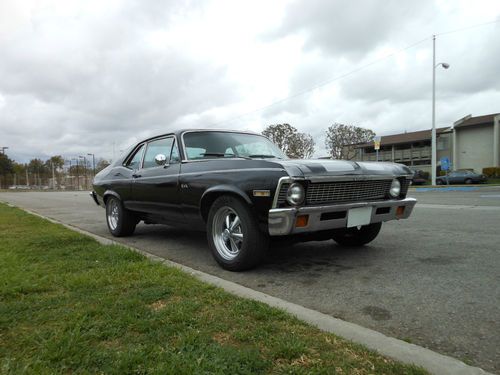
[129, 136, 183, 223]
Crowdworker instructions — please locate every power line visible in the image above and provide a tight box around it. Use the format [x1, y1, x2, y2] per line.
[210, 18, 500, 127]
[436, 18, 500, 36]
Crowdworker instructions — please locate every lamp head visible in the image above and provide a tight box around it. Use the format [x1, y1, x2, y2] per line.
[441, 63, 450, 69]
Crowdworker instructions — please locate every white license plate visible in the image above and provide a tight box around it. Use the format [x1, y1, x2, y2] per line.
[347, 207, 373, 228]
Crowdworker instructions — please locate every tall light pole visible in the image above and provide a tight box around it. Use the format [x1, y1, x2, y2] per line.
[0, 146, 8, 154]
[87, 153, 95, 179]
[79, 155, 87, 189]
[431, 34, 450, 185]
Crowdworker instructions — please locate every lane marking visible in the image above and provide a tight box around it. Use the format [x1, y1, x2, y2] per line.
[417, 203, 500, 210]
[480, 195, 500, 198]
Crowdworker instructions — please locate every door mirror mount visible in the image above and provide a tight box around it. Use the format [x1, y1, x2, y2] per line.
[154, 154, 168, 166]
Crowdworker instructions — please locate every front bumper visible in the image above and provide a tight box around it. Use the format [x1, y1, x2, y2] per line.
[268, 198, 417, 236]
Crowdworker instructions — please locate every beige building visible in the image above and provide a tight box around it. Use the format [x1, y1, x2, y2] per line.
[348, 113, 500, 174]
[452, 113, 500, 173]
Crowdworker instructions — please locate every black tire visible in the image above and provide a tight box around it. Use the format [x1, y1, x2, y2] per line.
[207, 195, 268, 271]
[332, 222, 382, 247]
[465, 178, 472, 184]
[105, 196, 137, 237]
[436, 179, 443, 185]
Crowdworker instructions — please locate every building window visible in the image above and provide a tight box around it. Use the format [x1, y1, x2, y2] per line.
[437, 137, 448, 151]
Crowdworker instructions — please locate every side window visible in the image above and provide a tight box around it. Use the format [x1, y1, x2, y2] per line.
[170, 139, 180, 163]
[124, 144, 145, 169]
[143, 137, 174, 169]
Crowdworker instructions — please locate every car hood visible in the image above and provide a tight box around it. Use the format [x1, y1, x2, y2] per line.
[271, 159, 412, 178]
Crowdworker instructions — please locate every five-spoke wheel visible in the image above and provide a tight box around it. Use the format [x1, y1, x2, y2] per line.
[105, 196, 137, 237]
[207, 195, 268, 271]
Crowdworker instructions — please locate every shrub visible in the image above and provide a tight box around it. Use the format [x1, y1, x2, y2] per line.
[482, 167, 500, 177]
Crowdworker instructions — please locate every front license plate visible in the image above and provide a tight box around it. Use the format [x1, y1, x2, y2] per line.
[347, 207, 373, 228]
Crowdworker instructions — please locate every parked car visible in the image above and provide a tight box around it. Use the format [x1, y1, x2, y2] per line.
[90, 129, 416, 271]
[409, 168, 428, 185]
[436, 170, 487, 185]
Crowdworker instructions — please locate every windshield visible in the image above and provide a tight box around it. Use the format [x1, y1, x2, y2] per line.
[183, 131, 286, 160]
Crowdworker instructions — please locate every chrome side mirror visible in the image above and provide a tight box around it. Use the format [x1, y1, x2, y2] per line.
[154, 153, 167, 166]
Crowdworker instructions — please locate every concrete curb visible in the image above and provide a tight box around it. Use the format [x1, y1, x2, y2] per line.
[4, 203, 493, 375]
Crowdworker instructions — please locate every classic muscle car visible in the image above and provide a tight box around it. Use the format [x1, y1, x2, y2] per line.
[90, 129, 416, 271]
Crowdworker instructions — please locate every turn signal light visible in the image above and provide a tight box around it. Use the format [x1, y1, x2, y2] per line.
[396, 206, 405, 218]
[295, 215, 309, 228]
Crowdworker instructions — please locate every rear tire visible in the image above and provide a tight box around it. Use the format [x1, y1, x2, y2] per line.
[436, 179, 443, 185]
[105, 196, 137, 237]
[465, 178, 472, 184]
[207, 195, 268, 271]
[332, 222, 382, 247]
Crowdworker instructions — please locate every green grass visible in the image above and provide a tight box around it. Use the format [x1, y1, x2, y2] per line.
[0, 203, 427, 375]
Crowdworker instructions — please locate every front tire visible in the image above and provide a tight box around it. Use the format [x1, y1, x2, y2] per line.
[207, 195, 268, 271]
[105, 196, 137, 237]
[332, 222, 382, 247]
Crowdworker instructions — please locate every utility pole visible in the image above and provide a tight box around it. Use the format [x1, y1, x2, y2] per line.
[51, 162, 56, 190]
[88, 153, 96, 179]
[25, 166, 29, 187]
[0, 146, 8, 154]
[431, 35, 450, 185]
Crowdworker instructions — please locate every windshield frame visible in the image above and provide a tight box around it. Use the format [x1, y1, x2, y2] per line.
[180, 130, 287, 162]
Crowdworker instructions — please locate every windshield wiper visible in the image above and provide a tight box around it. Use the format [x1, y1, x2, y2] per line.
[201, 153, 251, 160]
[247, 154, 281, 159]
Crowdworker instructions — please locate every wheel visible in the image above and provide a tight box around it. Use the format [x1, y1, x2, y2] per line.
[332, 222, 382, 247]
[465, 178, 472, 184]
[207, 195, 268, 271]
[436, 179, 443, 185]
[105, 196, 137, 237]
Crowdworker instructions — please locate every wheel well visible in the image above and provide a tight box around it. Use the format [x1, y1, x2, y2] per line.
[200, 191, 250, 222]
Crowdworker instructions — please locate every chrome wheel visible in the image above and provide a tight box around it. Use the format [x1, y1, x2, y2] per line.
[212, 206, 244, 261]
[107, 199, 119, 231]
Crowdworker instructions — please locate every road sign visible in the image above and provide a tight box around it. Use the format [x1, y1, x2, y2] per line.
[440, 157, 450, 171]
[373, 136, 381, 151]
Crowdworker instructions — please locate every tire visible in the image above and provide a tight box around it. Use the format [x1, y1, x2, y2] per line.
[105, 196, 137, 237]
[332, 222, 382, 247]
[436, 179, 443, 185]
[207, 195, 268, 271]
[465, 178, 472, 184]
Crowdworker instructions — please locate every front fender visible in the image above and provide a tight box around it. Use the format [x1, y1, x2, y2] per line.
[103, 189, 122, 203]
[199, 185, 253, 222]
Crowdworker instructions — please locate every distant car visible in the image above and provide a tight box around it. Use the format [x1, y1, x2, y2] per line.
[90, 129, 416, 271]
[436, 171, 487, 185]
[409, 169, 427, 185]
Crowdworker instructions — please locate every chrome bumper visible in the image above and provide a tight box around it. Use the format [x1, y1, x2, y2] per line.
[268, 198, 417, 236]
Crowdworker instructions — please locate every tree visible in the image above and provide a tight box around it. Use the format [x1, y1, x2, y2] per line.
[96, 158, 111, 173]
[262, 123, 315, 159]
[325, 123, 375, 160]
[0, 153, 14, 175]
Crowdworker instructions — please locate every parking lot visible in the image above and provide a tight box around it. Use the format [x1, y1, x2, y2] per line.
[1, 187, 499, 372]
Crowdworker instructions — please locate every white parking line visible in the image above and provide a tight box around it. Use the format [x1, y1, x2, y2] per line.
[417, 204, 500, 210]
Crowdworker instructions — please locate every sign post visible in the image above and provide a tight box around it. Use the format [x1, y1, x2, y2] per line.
[373, 136, 381, 162]
[440, 156, 450, 185]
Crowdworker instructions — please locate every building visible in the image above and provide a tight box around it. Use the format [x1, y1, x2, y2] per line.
[348, 113, 500, 174]
[452, 113, 500, 173]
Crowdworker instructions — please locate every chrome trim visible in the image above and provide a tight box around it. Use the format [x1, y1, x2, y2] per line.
[268, 197, 417, 236]
[305, 174, 406, 183]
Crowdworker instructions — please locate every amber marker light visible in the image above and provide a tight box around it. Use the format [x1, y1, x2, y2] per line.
[295, 215, 309, 228]
[396, 206, 405, 218]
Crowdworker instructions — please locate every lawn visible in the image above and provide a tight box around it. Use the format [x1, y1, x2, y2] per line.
[0, 203, 427, 374]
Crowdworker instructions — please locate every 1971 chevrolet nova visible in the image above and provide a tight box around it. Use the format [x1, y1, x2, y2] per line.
[90, 129, 416, 271]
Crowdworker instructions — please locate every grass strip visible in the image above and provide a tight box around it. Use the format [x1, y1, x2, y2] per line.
[0, 203, 427, 374]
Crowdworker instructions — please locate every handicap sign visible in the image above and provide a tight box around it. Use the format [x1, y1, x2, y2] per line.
[440, 157, 450, 171]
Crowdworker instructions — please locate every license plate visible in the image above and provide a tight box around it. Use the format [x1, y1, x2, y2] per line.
[347, 207, 372, 228]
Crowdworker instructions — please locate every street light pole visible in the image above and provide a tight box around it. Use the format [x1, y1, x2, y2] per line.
[431, 35, 450, 186]
[0, 146, 8, 154]
[87, 153, 95, 179]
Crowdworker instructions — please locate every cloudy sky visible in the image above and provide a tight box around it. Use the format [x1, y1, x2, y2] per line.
[1, 0, 499, 162]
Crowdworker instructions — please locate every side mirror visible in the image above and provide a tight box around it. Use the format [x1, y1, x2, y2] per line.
[154, 154, 168, 166]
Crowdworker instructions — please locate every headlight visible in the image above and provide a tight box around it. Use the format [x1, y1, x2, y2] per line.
[286, 183, 305, 205]
[389, 179, 401, 198]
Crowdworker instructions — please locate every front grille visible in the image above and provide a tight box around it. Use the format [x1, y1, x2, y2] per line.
[306, 180, 393, 205]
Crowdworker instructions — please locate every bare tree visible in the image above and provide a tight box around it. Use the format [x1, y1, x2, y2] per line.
[262, 123, 315, 159]
[325, 123, 375, 160]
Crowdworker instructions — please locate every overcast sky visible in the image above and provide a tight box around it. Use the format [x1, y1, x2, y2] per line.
[1, 0, 499, 162]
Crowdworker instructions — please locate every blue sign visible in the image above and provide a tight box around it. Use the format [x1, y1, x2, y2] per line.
[440, 157, 450, 171]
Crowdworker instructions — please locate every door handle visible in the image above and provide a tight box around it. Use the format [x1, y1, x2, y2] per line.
[132, 174, 142, 178]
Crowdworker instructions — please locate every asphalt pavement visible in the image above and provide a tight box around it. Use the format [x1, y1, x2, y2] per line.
[1, 187, 499, 373]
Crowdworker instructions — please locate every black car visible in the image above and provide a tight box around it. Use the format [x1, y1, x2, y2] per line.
[436, 170, 487, 185]
[90, 129, 416, 271]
